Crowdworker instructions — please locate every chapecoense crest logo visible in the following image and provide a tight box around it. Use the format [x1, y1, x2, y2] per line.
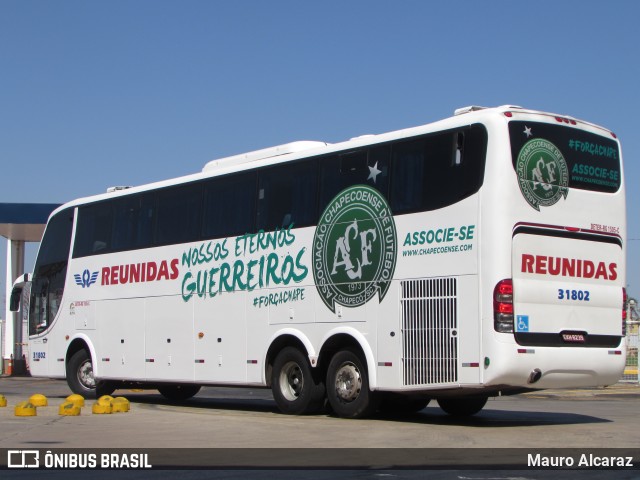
[312, 185, 397, 312]
[516, 137, 569, 211]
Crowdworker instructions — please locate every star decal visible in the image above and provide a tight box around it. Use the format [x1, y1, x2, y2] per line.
[524, 126, 533, 138]
[367, 162, 382, 184]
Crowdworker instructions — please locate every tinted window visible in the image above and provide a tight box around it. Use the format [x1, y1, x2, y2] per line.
[319, 147, 390, 207]
[390, 125, 487, 213]
[73, 202, 113, 257]
[111, 194, 156, 251]
[203, 172, 256, 239]
[509, 121, 621, 193]
[37, 208, 74, 266]
[156, 184, 203, 246]
[257, 160, 317, 230]
[31, 208, 74, 335]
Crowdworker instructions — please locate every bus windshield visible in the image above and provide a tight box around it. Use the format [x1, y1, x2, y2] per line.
[29, 208, 74, 336]
[509, 121, 621, 194]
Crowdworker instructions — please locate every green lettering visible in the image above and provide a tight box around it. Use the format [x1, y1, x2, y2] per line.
[181, 272, 195, 302]
[266, 253, 281, 286]
[232, 260, 247, 290]
[246, 259, 258, 291]
[208, 267, 219, 298]
[219, 263, 233, 292]
[403, 232, 412, 246]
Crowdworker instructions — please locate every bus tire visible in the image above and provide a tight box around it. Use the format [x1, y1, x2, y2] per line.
[271, 347, 325, 415]
[437, 396, 487, 417]
[66, 349, 115, 399]
[158, 385, 201, 401]
[326, 348, 378, 419]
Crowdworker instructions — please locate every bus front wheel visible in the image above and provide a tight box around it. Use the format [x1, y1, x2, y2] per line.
[271, 347, 325, 415]
[66, 349, 115, 399]
[326, 349, 378, 418]
[437, 396, 488, 417]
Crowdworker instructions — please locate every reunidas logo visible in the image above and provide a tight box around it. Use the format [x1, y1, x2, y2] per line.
[516, 138, 569, 211]
[312, 185, 397, 312]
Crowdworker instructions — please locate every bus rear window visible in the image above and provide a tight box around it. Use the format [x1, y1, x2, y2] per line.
[509, 121, 621, 193]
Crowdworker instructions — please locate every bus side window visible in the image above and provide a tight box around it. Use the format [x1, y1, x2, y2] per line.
[203, 172, 256, 239]
[257, 160, 317, 231]
[112, 194, 156, 252]
[454, 131, 464, 166]
[155, 184, 203, 246]
[390, 126, 487, 214]
[390, 138, 426, 214]
[74, 203, 113, 257]
[319, 147, 390, 210]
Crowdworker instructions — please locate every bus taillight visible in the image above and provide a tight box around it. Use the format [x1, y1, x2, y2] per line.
[494, 279, 514, 333]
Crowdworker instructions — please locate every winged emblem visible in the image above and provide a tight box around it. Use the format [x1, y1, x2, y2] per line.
[74, 269, 99, 288]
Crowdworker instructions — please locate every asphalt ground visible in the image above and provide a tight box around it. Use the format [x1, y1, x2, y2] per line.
[520, 382, 640, 399]
[1, 376, 639, 475]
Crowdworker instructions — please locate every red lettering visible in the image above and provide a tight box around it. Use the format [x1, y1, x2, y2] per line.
[548, 256, 561, 275]
[521, 254, 534, 273]
[99, 258, 180, 286]
[562, 258, 576, 277]
[609, 263, 618, 281]
[157, 260, 169, 281]
[130, 263, 140, 283]
[146, 262, 157, 281]
[595, 262, 608, 280]
[522, 255, 618, 282]
[111, 265, 119, 285]
[170, 258, 179, 279]
[535, 255, 547, 274]
[120, 264, 130, 283]
[583, 260, 595, 278]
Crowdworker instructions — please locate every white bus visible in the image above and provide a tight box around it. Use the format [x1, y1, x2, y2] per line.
[11, 105, 627, 418]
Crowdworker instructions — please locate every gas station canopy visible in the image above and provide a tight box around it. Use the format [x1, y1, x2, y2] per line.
[1, 202, 61, 374]
[0, 203, 61, 242]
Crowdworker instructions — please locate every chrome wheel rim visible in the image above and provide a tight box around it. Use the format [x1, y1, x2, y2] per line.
[334, 362, 361, 403]
[77, 359, 96, 389]
[279, 361, 304, 401]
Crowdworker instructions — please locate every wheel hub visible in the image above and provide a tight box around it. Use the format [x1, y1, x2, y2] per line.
[279, 361, 304, 401]
[334, 362, 361, 402]
[78, 360, 96, 389]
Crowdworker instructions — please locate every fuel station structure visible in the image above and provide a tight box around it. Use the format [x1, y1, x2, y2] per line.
[1, 203, 60, 374]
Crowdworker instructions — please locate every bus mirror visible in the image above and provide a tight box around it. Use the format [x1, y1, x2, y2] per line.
[10, 273, 31, 312]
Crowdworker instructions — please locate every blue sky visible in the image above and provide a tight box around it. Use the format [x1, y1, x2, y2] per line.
[1, 0, 639, 307]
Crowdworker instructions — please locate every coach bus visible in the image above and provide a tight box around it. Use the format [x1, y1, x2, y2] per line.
[11, 105, 627, 418]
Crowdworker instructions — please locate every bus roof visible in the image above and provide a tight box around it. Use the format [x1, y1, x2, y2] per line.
[49, 105, 617, 217]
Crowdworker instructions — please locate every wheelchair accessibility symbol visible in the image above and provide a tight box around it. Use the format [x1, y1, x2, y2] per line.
[516, 315, 529, 332]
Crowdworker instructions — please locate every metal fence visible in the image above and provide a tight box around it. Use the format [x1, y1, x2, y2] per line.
[622, 321, 639, 383]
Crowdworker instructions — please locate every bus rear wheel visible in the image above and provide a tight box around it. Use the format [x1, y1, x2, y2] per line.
[326, 349, 378, 419]
[158, 385, 201, 401]
[271, 347, 325, 415]
[437, 396, 488, 417]
[66, 349, 115, 399]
